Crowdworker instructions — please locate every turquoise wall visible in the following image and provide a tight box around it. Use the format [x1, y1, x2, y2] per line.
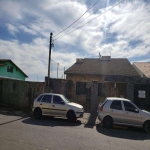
[0, 61, 26, 80]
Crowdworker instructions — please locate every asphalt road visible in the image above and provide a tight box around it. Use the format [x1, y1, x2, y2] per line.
[0, 113, 150, 150]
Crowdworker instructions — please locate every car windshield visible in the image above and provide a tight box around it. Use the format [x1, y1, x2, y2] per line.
[61, 95, 70, 103]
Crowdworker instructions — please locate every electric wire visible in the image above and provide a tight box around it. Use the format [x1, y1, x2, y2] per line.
[53, 0, 101, 38]
[54, 2, 107, 39]
[53, 0, 125, 41]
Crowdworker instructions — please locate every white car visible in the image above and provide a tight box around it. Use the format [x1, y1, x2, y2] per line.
[97, 97, 150, 133]
[32, 93, 84, 122]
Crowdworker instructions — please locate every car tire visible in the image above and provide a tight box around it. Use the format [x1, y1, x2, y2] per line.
[34, 108, 42, 119]
[67, 110, 76, 123]
[144, 121, 150, 134]
[103, 116, 113, 129]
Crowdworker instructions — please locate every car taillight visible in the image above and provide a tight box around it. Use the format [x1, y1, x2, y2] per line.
[100, 106, 103, 112]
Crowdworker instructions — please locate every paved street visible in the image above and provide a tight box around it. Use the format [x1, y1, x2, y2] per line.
[0, 112, 150, 150]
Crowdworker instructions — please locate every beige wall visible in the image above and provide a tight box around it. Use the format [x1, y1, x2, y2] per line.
[66, 74, 105, 111]
[66, 74, 126, 112]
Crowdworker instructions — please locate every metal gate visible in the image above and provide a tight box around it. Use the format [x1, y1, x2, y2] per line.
[134, 84, 150, 110]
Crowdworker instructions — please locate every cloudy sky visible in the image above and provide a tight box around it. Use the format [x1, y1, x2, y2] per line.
[0, 0, 150, 81]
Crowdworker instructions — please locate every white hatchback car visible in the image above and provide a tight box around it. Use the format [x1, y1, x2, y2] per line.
[32, 93, 84, 122]
[97, 97, 150, 133]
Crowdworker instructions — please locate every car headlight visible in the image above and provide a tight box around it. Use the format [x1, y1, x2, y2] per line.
[77, 108, 84, 112]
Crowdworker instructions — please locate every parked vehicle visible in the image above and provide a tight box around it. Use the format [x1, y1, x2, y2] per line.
[97, 97, 150, 133]
[32, 93, 84, 122]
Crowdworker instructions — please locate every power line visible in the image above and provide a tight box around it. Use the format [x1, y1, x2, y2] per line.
[51, 59, 64, 68]
[53, 0, 125, 41]
[54, 2, 107, 39]
[53, 0, 101, 38]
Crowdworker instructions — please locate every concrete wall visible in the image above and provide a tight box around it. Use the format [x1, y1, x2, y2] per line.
[0, 78, 44, 108]
[2, 75, 147, 112]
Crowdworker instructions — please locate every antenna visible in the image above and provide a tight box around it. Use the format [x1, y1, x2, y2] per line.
[109, 51, 111, 57]
[99, 52, 101, 58]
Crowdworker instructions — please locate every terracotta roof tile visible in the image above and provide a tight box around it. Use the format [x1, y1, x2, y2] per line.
[133, 62, 150, 78]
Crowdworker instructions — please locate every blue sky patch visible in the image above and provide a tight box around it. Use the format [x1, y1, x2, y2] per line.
[129, 40, 143, 48]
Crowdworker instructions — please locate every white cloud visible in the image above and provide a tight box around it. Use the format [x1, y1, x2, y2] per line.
[0, 38, 82, 81]
[6, 24, 18, 35]
[0, 1, 23, 21]
[19, 25, 36, 35]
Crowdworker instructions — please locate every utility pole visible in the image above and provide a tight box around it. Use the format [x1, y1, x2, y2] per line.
[57, 63, 59, 79]
[64, 67, 65, 79]
[48, 32, 53, 91]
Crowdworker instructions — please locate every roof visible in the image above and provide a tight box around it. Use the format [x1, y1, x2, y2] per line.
[65, 58, 140, 76]
[133, 62, 150, 78]
[0, 59, 28, 77]
[106, 97, 130, 102]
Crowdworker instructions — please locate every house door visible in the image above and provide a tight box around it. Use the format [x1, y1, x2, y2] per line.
[134, 84, 150, 110]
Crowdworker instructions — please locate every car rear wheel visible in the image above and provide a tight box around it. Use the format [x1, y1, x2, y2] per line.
[67, 110, 76, 123]
[144, 121, 150, 134]
[34, 108, 42, 119]
[103, 116, 113, 129]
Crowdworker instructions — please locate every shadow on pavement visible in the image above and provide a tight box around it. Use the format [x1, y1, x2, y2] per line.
[0, 116, 27, 126]
[96, 124, 150, 140]
[0, 111, 29, 126]
[22, 116, 82, 127]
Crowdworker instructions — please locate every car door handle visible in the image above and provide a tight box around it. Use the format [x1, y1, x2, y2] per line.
[125, 112, 129, 114]
[52, 105, 55, 107]
[40, 104, 42, 105]
[110, 110, 113, 112]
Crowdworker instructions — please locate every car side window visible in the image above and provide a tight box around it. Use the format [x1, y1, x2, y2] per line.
[123, 101, 136, 112]
[41, 95, 52, 103]
[110, 100, 122, 110]
[53, 95, 63, 104]
[37, 95, 43, 102]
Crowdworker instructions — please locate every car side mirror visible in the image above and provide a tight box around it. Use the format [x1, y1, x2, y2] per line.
[135, 109, 139, 113]
[60, 101, 65, 105]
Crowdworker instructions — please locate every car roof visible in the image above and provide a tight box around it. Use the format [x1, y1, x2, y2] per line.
[40, 93, 63, 96]
[106, 97, 130, 102]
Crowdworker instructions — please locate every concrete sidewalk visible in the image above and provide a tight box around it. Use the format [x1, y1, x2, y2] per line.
[78, 113, 99, 125]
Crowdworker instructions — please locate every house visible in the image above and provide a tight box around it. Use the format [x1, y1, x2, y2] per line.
[0, 59, 28, 81]
[65, 56, 140, 110]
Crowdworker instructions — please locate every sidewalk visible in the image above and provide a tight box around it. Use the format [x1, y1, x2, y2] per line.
[0, 105, 99, 125]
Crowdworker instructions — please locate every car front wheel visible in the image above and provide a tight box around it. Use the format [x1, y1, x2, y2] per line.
[144, 121, 150, 134]
[34, 108, 42, 119]
[67, 110, 76, 123]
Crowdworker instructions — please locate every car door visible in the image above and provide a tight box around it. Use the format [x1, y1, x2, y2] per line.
[40, 95, 53, 115]
[109, 100, 125, 124]
[123, 101, 142, 126]
[51, 95, 68, 117]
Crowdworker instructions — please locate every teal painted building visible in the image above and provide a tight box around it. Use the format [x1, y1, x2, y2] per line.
[0, 59, 28, 81]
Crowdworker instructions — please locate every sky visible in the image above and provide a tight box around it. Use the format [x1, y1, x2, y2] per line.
[0, 0, 150, 81]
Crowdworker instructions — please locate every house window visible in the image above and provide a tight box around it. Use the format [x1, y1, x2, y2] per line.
[76, 82, 86, 95]
[7, 66, 13, 73]
[76, 82, 91, 95]
[98, 83, 106, 97]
